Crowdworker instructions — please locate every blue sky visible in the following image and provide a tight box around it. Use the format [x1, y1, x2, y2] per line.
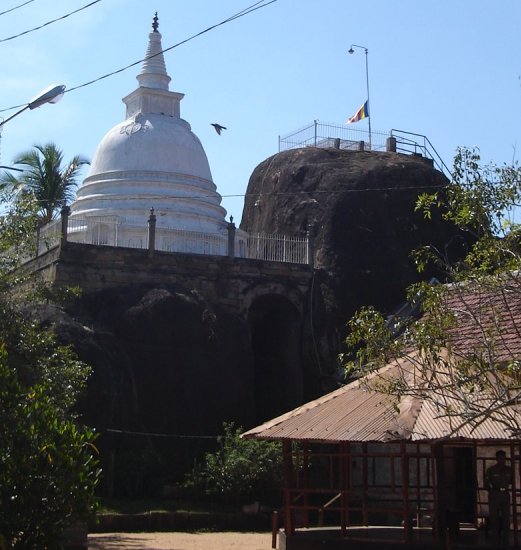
[0, 0, 519, 222]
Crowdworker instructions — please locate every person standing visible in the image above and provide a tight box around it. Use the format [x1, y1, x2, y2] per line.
[485, 450, 513, 547]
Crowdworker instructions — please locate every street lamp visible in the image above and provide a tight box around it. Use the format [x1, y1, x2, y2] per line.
[348, 44, 371, 149]
[0, 84, 66, 128]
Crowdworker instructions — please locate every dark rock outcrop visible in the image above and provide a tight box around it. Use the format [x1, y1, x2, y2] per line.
[241, 148, 467, 383]
[34, 285, 254, 494]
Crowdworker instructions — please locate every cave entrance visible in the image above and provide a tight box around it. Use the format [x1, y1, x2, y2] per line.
[249, 295, 302, 424]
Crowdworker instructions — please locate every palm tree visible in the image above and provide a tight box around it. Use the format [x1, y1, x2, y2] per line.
[0, 143, 89, 224]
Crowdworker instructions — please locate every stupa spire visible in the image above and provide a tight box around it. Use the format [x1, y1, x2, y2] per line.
[136, 13, 171, 90]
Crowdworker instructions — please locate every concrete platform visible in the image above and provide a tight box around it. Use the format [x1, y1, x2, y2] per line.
[279, 526, 519, 549]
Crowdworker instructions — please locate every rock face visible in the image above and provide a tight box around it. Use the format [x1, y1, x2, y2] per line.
[36, 285, 255, 495]
[241, 148, 466, 374]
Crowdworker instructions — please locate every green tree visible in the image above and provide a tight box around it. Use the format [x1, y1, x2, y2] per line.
[0, 142, 88, 224]
[0, 189, 100, 548]
[0, 349, 99, 549]
[342, 147, 521, 435]
[185, 422, 282, 506]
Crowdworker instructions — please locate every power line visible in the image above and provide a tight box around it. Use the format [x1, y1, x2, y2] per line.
[3, 182, 450, 206]
[0, 0, 277, 113]
[0, 0, 102, 44]
[66, 0, 277, 95]
[0, 0, 36, 17]
[103, 427, 218, 440]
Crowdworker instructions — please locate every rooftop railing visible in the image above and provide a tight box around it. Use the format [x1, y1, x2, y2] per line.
[279, 121, 451, 177]
[35, 211, 312, 267]
[279, 120, 389, 153]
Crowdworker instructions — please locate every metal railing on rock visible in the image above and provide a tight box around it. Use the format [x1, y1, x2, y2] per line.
[279, 120, 389, 152]
[247, 232, 309, 264]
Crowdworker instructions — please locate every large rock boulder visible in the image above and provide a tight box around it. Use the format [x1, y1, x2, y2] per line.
[241, 148, 467, 384]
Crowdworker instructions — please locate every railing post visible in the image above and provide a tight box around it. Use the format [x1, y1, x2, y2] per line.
[147, 207, 156, 256]
[60, 205, 70, 248]
[227, 216, 236, 258]
[386, 136, 397, 152]
[306, 223, 315, 268]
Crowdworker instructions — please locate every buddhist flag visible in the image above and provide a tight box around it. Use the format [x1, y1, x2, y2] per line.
[346, 100, 369, 124]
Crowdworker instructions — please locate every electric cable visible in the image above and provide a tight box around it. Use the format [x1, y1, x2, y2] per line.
[103, 427, 218, 440]
[0, 0, 102, 43]
[0, 0, 36, 17]
[0, 0, 277, 113]
[65, 0, 276, 95]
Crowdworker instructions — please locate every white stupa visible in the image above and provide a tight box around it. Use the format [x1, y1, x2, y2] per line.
[71, 14, 243, 255]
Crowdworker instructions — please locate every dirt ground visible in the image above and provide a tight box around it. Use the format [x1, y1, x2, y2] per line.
[88, 531, 276, 550]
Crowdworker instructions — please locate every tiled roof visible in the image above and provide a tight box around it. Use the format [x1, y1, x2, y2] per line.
[445, 276, 521, 363]
[244, 276, 521, 444]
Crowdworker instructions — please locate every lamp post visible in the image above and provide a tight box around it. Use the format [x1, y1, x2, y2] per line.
[348, 44, 371, 149]
[0, 84, 66, 128]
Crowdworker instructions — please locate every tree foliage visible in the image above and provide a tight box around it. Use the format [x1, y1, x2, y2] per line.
[0, 189, 100, 548]
[0, 142, 88, 224]
[184, 423, 282, 506]
[342, 147, 521, 435]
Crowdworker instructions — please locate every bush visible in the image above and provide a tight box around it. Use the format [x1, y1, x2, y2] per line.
[184, 423, 282, 506]
[0, 349, 100, 549]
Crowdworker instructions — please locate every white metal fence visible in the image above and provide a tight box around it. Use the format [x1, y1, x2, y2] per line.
[279, 121, 389, 152]
[34, 216, 310, 266]
[247, 232, 309, 264]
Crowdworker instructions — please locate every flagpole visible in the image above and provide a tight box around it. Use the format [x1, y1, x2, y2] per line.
[348, 44, 372, 149]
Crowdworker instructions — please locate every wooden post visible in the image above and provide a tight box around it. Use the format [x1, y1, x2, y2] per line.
[362, 443, 368, 526]
[283, 440, 294, 536]
[401, 442, 411, 542]
[271, 510, 278, 548]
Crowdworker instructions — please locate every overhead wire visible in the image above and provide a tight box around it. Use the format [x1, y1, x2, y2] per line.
[65, 0, 277, 95]
[0, 0, 102, 43]
[103, 428, 218, 440]
[0, 0, 36, 17]
[0, 0, 277, 113]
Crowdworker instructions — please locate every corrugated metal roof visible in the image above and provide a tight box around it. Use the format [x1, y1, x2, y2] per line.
[244, 353, 519, 444]
[244, 277, 521, 444]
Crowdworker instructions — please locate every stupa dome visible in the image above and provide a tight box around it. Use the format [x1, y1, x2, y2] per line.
[88, 113, 213, 182]
[71, 13, 239, 251]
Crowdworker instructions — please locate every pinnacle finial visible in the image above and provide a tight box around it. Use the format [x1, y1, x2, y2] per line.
[152, 12, 159, 32]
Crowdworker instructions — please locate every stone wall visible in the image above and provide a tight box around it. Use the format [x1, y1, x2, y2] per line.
[26, 241, 312, 318]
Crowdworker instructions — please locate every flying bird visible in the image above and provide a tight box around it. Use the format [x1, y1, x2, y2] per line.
[211, 123, 227, 135]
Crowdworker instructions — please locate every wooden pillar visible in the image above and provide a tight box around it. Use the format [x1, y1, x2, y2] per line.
[340, 442, 349, 536]
[401, 442, 412, 542]
[362, 443, 368, 526]
[432, 442, 446, 544]
[283, 440, 294, 535]
[303, 442, 310, 528]
[512, 441, 519, 547]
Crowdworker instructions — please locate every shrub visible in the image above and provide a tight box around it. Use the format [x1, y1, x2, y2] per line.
[184, 422, 282, 506]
